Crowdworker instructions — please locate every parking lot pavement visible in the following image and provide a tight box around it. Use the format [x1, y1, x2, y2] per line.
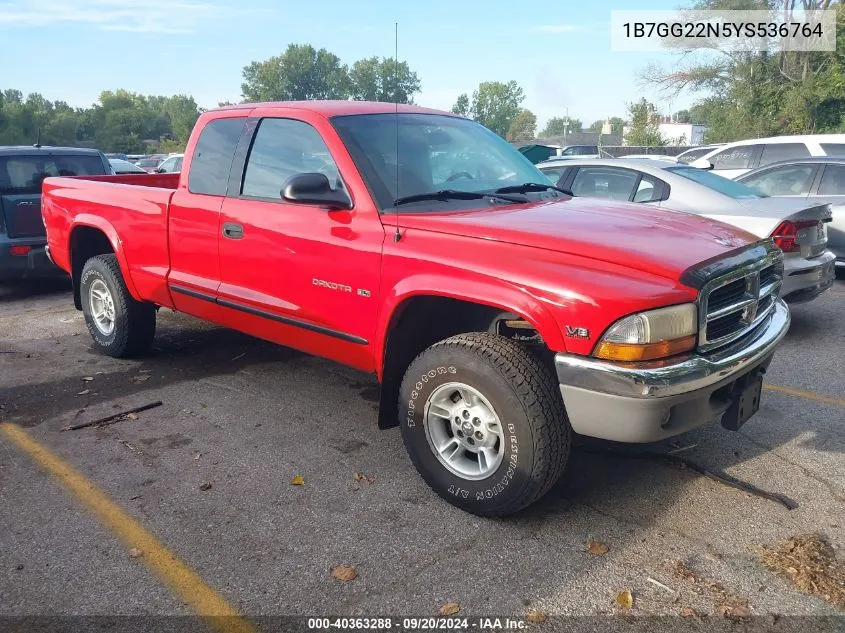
[1, 279, 844, 621]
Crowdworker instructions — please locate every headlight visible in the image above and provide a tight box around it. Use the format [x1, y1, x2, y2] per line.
[593, 303, 698, 362]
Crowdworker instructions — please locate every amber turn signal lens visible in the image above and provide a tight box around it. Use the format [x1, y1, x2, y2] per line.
[593, 334, 697, 362]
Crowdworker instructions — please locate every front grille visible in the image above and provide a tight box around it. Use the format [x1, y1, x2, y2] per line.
[706, 312, 745, 341]
[759, 264, 776, 288]
[708, 278, 746, 313]
[698, 250, 783, 352]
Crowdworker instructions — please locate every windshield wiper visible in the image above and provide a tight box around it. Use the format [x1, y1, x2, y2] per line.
[494, 182, 574, 196]
[393, 189, 527, 206]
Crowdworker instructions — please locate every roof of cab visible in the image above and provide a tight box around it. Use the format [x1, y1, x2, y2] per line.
[0, 145, 104, 156]
[211, 100, 457, 118]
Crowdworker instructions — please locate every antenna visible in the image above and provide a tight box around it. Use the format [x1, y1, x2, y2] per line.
[393, 21, 402, 243]
[34, 128, 42, 148]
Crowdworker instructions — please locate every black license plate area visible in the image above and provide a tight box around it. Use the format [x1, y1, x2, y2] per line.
[721, 373, 764, 431]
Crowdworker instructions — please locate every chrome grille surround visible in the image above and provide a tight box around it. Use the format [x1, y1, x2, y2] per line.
[697, 245, 784, 353]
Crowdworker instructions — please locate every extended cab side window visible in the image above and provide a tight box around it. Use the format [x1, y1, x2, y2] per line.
[188, 118, 246, 195]
[241, 118, 342, 200]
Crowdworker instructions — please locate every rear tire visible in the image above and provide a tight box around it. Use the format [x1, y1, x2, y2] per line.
[398, 332, 570, 516]
[80, 254, 155, 358]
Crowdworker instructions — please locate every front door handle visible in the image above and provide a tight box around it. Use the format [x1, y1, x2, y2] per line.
[222, 222, 244, 239]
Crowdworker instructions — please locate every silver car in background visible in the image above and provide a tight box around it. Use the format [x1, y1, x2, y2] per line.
[735, 156, 845, 273]
[538, 158, 836, 303]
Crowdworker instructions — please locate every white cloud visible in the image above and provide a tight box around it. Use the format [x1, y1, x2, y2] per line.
[0, 0, 230, 34]
[532, 24, 583, 34]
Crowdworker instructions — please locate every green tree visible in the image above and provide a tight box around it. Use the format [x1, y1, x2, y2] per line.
[0, 87, 204, 152]
[241, 44, 350, 102]
[625, 98, 666, 146]
[642, 0, 845, 140]
[162, 95, 202, 144]
[507, 109, 537, 142]
[540, 116, 582, 137]
[88, 90, 157, 153]
[451, 93, 470, 116]
[348, 57, 420, 103]
[158, 138, 186, 153]
[673, 109, 691, 123]
[467, 80, 525, 137]
[42, 108, 81, 146]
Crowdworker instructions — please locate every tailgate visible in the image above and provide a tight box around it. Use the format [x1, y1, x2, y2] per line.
[0, 194, 44, 239]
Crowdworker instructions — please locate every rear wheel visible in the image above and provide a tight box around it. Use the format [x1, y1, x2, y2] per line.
[398, 332, 570, 516]
[80, 254, 155, 358]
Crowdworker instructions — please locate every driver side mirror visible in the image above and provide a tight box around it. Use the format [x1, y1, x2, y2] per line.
[690, 157, 715, 170]
[281, 172, 352, 210]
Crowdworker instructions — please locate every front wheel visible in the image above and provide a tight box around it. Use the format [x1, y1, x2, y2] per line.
[80, 254, 156, 358]
[398, 333, 570, 516]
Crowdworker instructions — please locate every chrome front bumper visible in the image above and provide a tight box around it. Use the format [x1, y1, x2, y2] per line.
[554, 299, 790, 443]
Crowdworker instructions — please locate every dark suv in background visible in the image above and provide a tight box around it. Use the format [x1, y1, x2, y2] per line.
[1, 146, 112, 281]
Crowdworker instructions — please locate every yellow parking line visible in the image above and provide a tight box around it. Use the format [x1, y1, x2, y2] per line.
[764, 384, 845, 409]
[0, 423, 256, 633]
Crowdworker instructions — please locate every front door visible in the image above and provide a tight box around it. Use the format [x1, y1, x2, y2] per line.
[217, 114, 384, 370]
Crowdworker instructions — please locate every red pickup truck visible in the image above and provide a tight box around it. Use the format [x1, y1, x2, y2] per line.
[42, 101, 790, 516]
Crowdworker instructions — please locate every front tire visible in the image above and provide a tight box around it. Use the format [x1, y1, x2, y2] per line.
[399, 333, 570, 516]
[80, 254, 155, 358]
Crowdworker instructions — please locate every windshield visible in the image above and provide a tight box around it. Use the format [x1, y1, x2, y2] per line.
[331, 113, 547, 211]
[0, 154, 106, 195]
[667, 165, 763, 199]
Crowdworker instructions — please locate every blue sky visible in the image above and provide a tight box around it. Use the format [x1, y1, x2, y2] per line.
[1, 0, 695, 128]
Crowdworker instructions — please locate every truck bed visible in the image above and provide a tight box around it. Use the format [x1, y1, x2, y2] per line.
[41, 172, 182, 308]
[76, 173, 181, 189]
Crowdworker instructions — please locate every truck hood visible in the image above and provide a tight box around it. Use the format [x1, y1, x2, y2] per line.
[396, 197, 758, 282]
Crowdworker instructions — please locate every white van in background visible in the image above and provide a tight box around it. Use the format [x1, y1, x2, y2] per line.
[691, 134, 845, 179]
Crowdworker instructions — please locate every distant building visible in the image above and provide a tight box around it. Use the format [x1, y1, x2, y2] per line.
[657, 123, 708, 146]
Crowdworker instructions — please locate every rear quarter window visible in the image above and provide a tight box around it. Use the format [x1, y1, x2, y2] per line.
[677, 147, 711, 163]
[538, 165, 569, 184]
[710, 145, 761, 170]
[818, 164, 845, 195]
[759, 143, 810, 166]
[188, 118, 246, 195]
[821, 143, 845, 156]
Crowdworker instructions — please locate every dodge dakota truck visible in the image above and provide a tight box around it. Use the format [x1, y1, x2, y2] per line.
[42, 102, 791, 516]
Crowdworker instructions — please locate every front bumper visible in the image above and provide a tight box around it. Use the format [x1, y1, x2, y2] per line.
[554, 299, 790, 443]
[782, 250, 836, 303]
